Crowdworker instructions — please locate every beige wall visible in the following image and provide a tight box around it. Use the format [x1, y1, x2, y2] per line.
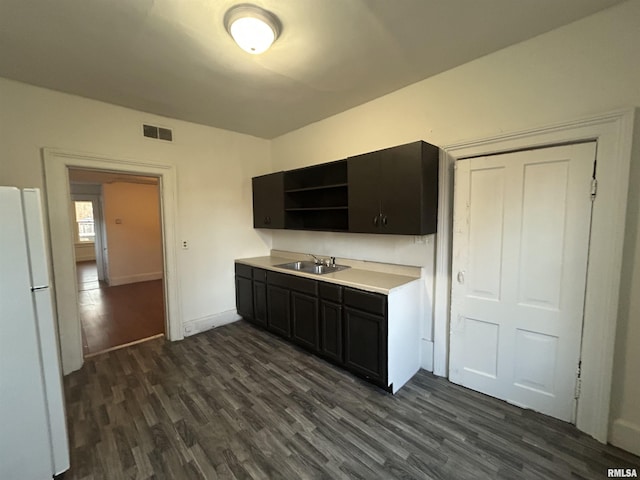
[0, 76, 273, 356]
[102, 182, 163, 286]
[270, 0, 640, 453]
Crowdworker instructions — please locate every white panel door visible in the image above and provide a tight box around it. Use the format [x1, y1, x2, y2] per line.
[449, 142, 596, 422]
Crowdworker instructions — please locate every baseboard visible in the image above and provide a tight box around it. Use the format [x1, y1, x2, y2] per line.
[420, 339, 434, 372]
[183, 309, 241, 337]
[610, 418, 640, 456]
[108, 271, 163, 286]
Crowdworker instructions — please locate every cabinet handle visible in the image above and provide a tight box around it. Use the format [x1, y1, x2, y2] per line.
[373, 215, 379, 226]
[264, 216, 271, 225]
[381, 215, 388, 226]
[457, 271, 465, 284]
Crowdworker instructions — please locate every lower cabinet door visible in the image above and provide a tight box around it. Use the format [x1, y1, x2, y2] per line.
[344, 307, 387, 385]
[253, 280, 267, 327]
[291, 292, 320, 352]
[320, 300, 343, 363]
[235, 276, 253, 319]
[267, 284, 291, 338]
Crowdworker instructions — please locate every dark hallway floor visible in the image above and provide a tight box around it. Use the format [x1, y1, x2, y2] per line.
[77, 261, 165, 357]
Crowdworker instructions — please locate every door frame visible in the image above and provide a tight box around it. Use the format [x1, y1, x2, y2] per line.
[42, 148, 182, 375]
[432, 108, 636, 442]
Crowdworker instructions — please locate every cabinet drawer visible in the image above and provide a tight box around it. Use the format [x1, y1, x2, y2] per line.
[235, 263, 252, 279]
[344, 288, 386, 316]
[267, 271, 318, 296]
[319, 282, 342, 303]
[253, 268, 267, 283]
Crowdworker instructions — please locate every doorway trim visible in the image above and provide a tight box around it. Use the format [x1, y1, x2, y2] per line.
[432, 108, 636, 443]
[42, 148, 182, 375]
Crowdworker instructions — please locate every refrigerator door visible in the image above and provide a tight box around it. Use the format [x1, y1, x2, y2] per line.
[21, 188, 70, 475]
[0, 187, 53, 479]
[33, 288, 70, 475]
[22, 189, 50, 289]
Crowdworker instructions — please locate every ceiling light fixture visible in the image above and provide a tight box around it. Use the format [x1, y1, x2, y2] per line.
[224, 4, 281, 55]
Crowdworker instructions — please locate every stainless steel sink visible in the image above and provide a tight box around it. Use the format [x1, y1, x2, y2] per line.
[276, 261, 350, 275]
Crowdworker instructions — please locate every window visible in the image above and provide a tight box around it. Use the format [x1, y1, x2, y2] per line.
[74, 201, 95, 243]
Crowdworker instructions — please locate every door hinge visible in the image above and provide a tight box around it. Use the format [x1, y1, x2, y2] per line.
[575, 361, 582, 399]
[590, 178, 598, 201]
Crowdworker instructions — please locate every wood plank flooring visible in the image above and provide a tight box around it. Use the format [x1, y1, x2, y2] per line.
[63, 321, 640, 480]
[77, 261, 165, 356]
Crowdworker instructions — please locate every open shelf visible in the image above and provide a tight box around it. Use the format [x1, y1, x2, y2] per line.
[285, 208, 349, 231]
[285, 206, 348, 212]
[284, 182, 348, 194]
[283, 160, 347, 191]
[283, 159, 348, 232]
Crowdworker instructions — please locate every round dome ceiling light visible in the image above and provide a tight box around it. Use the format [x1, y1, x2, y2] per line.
[224, 4, 281, 55]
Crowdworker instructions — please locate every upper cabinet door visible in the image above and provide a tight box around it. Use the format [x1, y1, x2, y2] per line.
[347, 150, 383, 233]
[348, 141, 439, 235]
[380, 141, 438, 235]
[252, 172, 284, 229]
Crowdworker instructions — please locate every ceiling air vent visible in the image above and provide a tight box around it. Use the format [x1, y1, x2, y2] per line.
[143, 124, 173, 142]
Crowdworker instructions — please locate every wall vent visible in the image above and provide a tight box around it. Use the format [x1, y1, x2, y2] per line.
[143, 124, 173, 142]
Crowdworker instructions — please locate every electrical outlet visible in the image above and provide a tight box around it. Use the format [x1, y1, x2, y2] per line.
[414, 235, 426, 244]
[182, 240, 188, 250]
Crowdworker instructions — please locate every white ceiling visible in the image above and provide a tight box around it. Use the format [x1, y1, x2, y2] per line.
[0, 0, 625, 139]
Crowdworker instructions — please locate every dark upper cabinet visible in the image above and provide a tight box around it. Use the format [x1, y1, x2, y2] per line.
[253, 172, 284, 229]
[348, 141, 439, 235]
[251, 140, 440, 235]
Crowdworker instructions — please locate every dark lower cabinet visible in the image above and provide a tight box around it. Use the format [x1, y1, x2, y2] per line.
[343, 287, 387, 386]
[235, 264, 253, 319]
[319, 282, 343, 363]
[253, 276, 267, 328]
[291, 292, 320, 352]
[266, 284, 291, 338]
[235, 276, 253, 319]
[235, 263, 391, 391]
[343, 307, 387, 386]
[320, 299, 343, 363]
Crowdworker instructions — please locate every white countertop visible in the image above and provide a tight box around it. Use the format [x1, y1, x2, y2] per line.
[235, 255, 420, 295]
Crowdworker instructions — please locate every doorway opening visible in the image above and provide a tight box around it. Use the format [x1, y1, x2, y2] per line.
[68, 169, 165, 357]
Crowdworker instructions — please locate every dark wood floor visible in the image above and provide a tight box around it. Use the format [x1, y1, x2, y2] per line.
[77, 261, 165, 357]
[63, 320, 640, 479]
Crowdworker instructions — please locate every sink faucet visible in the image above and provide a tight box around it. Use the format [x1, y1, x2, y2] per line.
[309, 254, 337, 266]
[309, 253, 323, 265]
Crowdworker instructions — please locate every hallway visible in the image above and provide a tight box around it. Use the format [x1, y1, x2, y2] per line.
[77, 261, 165, 356]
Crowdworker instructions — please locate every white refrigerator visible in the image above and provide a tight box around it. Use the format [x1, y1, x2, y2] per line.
[0, 187, 70, 479]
